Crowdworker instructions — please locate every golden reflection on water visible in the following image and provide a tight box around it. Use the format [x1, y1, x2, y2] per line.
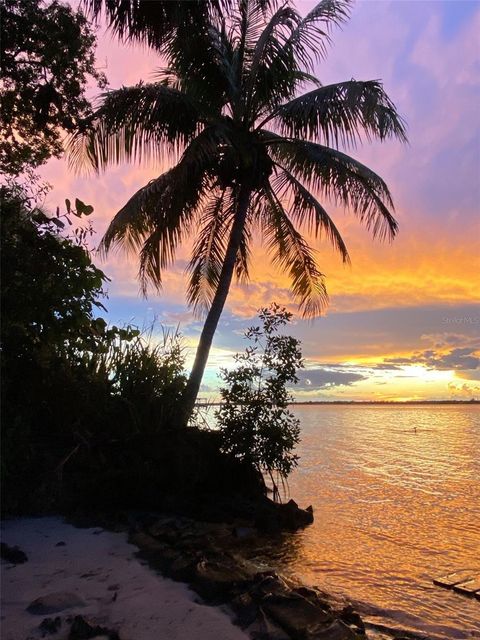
[262, 406, 480, 639]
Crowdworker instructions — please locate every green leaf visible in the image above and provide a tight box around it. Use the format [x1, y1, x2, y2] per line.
[74, 198, 94, 216]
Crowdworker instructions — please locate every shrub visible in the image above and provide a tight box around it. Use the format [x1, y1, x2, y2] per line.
[1, 184, 266, 515]
[78, 322, 187, 434]
[216, 304, 303, 499]
[0, 186, 187, 513]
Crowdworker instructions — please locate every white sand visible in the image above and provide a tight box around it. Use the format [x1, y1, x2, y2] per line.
[1, 517, 250, 640]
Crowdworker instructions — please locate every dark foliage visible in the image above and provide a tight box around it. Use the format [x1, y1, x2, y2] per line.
[0, 0, 106, 174]
[216, 305, 303, 498]
[0, 187, 191, 513]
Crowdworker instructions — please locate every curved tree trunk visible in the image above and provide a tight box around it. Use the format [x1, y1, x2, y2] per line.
[180, 184, 252, 427]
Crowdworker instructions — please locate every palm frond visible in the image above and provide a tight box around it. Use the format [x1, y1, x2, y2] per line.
[245, 6, 303, 119]
[249, 0, 350, 121]
[231, 0, 279, 104]
[286, 0, 352, 69]
[270, 163, 350, 262]
[239, 0, 273, 55]
[269, 137, 398, 240]
[247, 6, 297, 89]
[83, 1, 227, 51]
[260, 183, 328, 317]
[68, 83, 202, 172]
[166, 20, 235, 115]
[269, 80, 407, 147]
[100, 127, 224, 292]
[206, 22, 239, 112]
[100, 171, 172, 258]
[186, 190, 232, 314]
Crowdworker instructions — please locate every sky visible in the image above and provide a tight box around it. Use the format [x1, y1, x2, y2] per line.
[41, 0, 480, 402]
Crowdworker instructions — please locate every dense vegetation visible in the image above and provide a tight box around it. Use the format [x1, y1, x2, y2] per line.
[1, 187, 302, 515]
[0, 0, 268, 517]
[0, 187, 193, 513]
[0, 0, 107, 175]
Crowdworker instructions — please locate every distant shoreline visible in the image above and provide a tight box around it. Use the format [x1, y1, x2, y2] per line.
[288, 399, 479, 405]
[197, 399, 479, 406]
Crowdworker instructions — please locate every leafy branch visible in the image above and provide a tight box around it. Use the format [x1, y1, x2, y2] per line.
[216, 303, 303, 500]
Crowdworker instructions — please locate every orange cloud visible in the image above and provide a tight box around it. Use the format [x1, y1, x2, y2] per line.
[39, 0, 478, 328]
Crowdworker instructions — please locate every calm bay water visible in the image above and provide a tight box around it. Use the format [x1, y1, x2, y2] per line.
[267, 405, 480, 639]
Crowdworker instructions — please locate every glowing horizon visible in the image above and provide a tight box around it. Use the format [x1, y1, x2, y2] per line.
[40, 0, 480, 401]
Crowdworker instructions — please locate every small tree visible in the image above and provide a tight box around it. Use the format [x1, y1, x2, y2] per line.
[1, 0, 107, 175]
[216, 304, 303, 500]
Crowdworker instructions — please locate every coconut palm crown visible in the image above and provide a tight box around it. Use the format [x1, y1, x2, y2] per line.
[70, 0, 407, 425]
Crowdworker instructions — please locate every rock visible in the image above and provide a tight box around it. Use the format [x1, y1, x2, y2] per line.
[68, 615, 120, 640]
[129, 530, 166, 553]
[255, 499, 314, 533]
[293, 586, 327, 602]
[193, 559, 253, 602]
[308, 620, 363, 639]
[231, 592, 259, 627]
[1, 542, 28, 564]
[280, 499, 314, 531]
[339, 605, 365, 635]
[248, 606, 292, 640]
[55, 541, 66, 547]
[27, 592, 86, 615]
[261, 592, 333, 638]
[39, 616, 62, 636]
[169, 553, 198, 582]
[251, 573, 291, 599]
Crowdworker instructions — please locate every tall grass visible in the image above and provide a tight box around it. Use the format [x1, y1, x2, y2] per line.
[77, 323, 187, 432]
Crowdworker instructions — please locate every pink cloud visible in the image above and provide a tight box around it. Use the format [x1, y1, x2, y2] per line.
[37, 1, 479, 322]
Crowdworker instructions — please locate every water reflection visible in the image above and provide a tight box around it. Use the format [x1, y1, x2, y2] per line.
[259, 406, 480, 639]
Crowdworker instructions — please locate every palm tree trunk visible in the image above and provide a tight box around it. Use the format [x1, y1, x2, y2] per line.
[180, 184, 252, 427]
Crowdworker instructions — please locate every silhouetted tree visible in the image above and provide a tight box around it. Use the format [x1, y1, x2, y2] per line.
[1, 0, 106, 174]
[70, 0, 407, 425]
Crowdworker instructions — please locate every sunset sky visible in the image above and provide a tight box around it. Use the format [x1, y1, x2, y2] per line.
[41, 0, 480, 402]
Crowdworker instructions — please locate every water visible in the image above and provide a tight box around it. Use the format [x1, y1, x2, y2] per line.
[268, 405, 480, 639]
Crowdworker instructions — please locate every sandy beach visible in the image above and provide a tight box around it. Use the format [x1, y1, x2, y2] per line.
[1, 517, 249, 640]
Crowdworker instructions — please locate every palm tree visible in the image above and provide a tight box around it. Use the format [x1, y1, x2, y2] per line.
[70, 0, 406, 427]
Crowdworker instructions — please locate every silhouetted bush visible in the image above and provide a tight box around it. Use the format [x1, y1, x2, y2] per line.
[216, 305, 303, 500]
[1, 185, 269, 515]
[0, 186, 190, 513]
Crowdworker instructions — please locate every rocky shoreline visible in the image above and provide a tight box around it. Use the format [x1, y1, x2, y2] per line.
[129, 512, 363, 639]
[125, 507, 429, 640]
[1, 509, 431, 640]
